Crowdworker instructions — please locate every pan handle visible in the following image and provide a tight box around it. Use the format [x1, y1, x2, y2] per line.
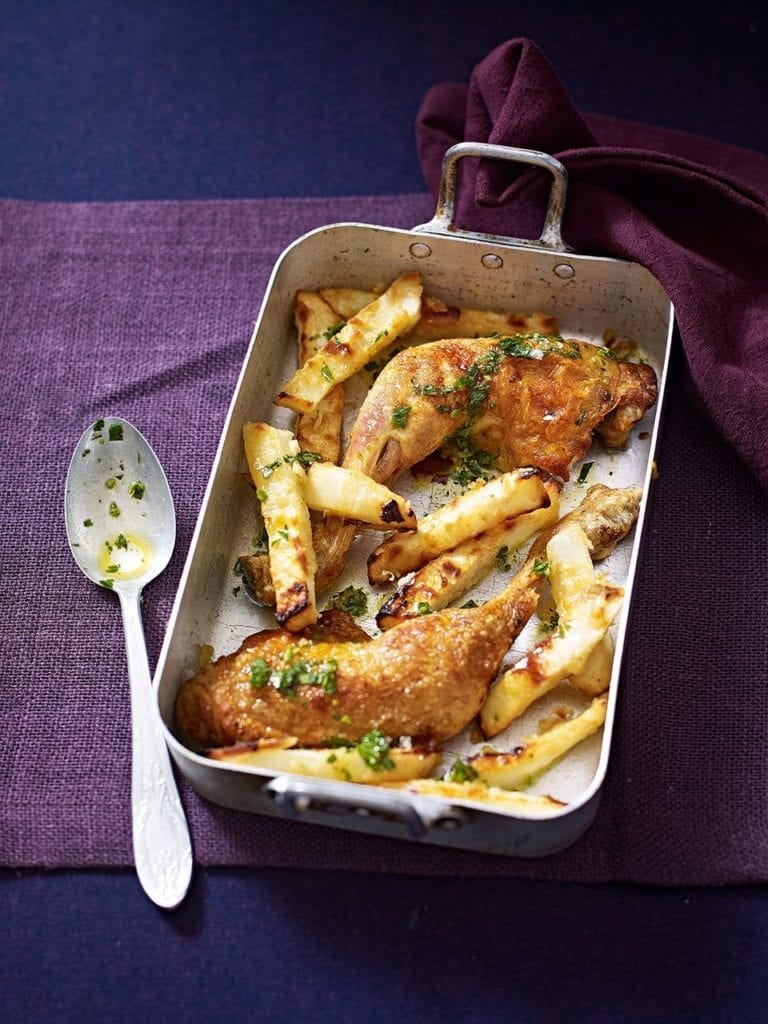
[265, 774, 465, 838]
[413, 141, 571, 252]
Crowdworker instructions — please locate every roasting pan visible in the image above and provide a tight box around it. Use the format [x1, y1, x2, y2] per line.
[154, 143, 674, 857]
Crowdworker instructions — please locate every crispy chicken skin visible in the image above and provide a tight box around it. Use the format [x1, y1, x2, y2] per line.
[344, 335, 657, 483]
[175, 579, 539, 749]
[311, 335, 654, 590]
[175, 485, 641, 752]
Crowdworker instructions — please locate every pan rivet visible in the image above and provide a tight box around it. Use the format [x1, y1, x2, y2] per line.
[481, 253, 503, 269]
[554, 263, 575, 279]
[409, 242, 432, 258]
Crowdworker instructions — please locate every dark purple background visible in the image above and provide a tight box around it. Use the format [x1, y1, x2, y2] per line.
[2, 2, 768, 1022]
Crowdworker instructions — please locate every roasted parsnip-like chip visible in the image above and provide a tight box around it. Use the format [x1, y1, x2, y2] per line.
[304, 462, 416, 531]
[208, 741, 441, 784]
[319, 287, 380, 320]
[275, 272, 423, 413]
[318, 289, 559, 348]
[480, 524, 623, 737]
[381, 778, 566, 815]
[530, 483, 643, 563]
[294, 290, 346, 464]
[376, 478, 560, 628]
[235, 459, 416, 608]
[243, 421, 317, 631]
[367, 468, 549, 585]
[405, 298, 558, 344]
[570, 633, 615, 696]
[471, 695, 608, 789]
[235, 552, 274, 607]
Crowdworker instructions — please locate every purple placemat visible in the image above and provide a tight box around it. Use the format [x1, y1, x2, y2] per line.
[1, 188, 766, 886]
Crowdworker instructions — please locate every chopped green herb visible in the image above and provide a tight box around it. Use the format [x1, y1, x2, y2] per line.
[577, 461, 594, 485]
[496, 545, 512, 572]
[249, 658, 271, 688]
[92, 419, 105, 432]
[260, 460, 281, 479]
[105, 478, 117, 489]
[98, 579, 114, 590]
[498, 336, 533, 358]
[461, 599, 479, 608]
[539, 609, 560, 636]
[284, 450, 323, 468]
[128, 480, 145, 499]
[326, 753, 338, 764]
[413, 382, 444, 398]
[320, 362, 335, 383]
[575, 408, 586, 427]
[327, 585, 368, 617]
[447, 422, 497, 487]
[276, 528, 291, 542]
[446, 756, 479, 784]
[256, 488, 267, 502]
[311, 322, 345, 342]
[108, 423, 124, 441]
[371, 328, 389, 345]
[391, 405, 411, 429]
[324, 735, 354, 748]
[356, 729, 395, 772]
[105, 564, 120, 574]
[533, 557, 551, 578]
[416, 601, 432, 616]
[108, 501, 120, 518]
[594, 346, 617, 362]
[83, 518, 93, 527]
[249, 653, 337, 699]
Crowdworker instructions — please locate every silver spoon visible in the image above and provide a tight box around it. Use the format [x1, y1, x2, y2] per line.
[64, 417, 192, 909]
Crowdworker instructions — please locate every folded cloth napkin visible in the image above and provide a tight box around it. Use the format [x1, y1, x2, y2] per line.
[1, 196, 766, 883]
[417, 38, 768, 491]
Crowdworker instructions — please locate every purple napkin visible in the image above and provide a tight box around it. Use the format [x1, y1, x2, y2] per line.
[1, 186, 766, 886]
[417, 38, 768, 491]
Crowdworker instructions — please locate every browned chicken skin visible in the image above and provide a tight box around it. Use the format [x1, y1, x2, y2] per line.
[175, 577, 539, 750]
[344, 334, 657, 483]
[312, 334, 655, 590]
[175, 484, 641, 751]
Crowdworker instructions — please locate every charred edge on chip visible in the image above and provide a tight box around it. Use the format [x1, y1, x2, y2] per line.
[380, 499, 405, 524]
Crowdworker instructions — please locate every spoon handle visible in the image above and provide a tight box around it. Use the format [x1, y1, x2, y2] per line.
[119, 590, 193, 909]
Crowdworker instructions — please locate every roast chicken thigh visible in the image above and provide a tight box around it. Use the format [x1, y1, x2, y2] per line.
[312, 333, 656, 589]
[344, 333, 657, 483]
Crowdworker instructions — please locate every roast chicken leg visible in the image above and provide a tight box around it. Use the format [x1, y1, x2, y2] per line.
[175, 485, 641, 751]
[176, 575, 538, 750]
[344, 334, 657, 483]
[313, 334, 655, 589]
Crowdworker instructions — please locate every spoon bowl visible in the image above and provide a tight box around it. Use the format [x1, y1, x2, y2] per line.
[65, 417, 192, 909]
[65, 417, 176, 593]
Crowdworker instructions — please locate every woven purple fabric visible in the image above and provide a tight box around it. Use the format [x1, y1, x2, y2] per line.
[1, 188, 766, 885]
[417, 38, 768, 491]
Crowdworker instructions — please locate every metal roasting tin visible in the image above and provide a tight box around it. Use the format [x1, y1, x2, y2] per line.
[154, 144, 674, 857]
